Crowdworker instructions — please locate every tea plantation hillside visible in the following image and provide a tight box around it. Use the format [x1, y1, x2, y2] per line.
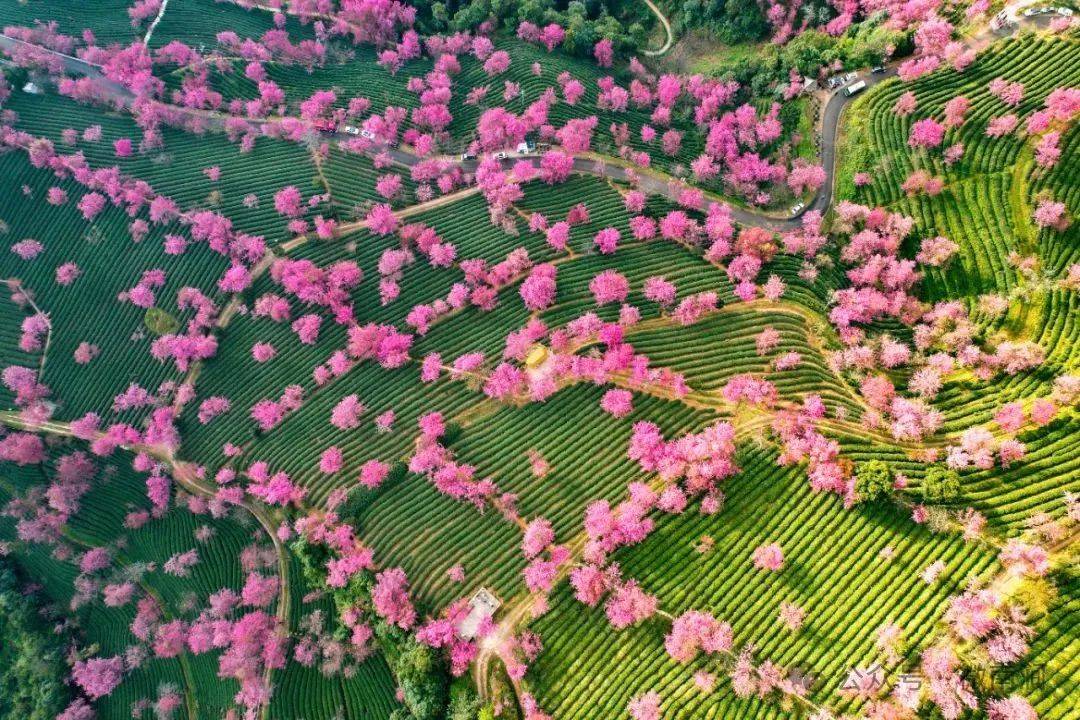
[0, 2, 1076, 719]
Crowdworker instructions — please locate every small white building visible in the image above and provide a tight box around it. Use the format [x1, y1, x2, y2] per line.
[458, 588, 501, 640]
[22, 81, 43, 95]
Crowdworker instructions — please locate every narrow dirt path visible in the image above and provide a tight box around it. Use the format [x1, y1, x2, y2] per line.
[282, 185, 483, 252]
[142, 0, 170, 47]
[0, 472, 202, 720]
[0, 474, 206, 716]
[4, 278, 52, 377]
[0, 412, 290, 720]
[642, 0, 675, 57]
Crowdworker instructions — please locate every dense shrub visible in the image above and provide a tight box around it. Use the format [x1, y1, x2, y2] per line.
[0, 560, 72, 720]
[854, 459, 893, 502]
[922, 465, 961, 502]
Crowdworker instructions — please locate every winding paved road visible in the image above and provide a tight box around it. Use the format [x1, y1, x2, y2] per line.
[0, 32, 891, 231]
[0, 1, 1048, 232]
[346, 63, 896, 230]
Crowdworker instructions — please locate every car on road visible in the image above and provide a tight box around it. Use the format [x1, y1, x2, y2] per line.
[342, 125, 360, 135]
[844, 80, 867, 97]
[871, 66, 885, 74]
[494, 151, 509, 160]
[790, 202, 805, 215]
[1023, 6, 1066, 15]
[460, 152, 475, 161]
[359, 128, 375, 140]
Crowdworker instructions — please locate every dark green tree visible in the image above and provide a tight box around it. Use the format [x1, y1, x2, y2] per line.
[679, 0, 770, 43]
[0, 561, 72, 720]
[447, 681, 483, 720]
[854, 459, 893, 502]
[922, 466, 961, 502]
[393, 640, 450, 720]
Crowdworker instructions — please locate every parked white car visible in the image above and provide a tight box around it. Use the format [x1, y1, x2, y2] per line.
[844, 80, 867, 97]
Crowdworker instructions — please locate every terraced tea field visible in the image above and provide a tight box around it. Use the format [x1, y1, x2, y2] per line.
[0, 3, 1076, 720]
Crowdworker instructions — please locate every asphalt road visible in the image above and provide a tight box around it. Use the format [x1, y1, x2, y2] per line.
[0, 35, 972, 232]
[374, 66, 898, 231]
[0, 32, 896, 230]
